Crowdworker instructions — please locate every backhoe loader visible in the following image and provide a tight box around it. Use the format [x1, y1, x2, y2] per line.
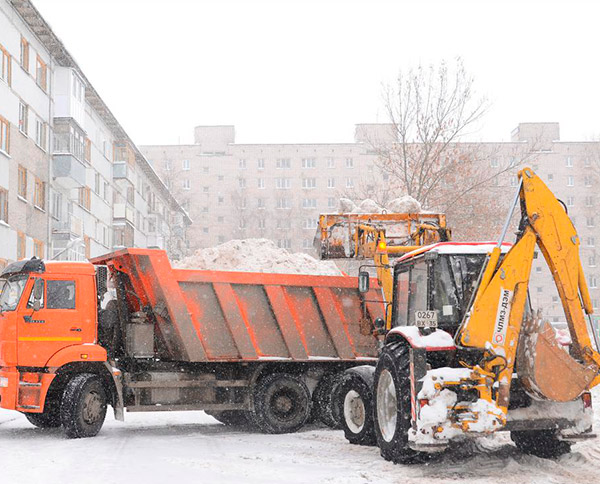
[329, 167, 597, 461]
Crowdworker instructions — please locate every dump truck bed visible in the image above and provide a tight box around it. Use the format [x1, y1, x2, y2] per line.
[91, 249, 383, 363]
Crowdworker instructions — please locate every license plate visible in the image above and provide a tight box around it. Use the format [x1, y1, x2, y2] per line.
[415, 310, 438, 328]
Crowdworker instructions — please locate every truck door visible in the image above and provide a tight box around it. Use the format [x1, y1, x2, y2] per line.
[17, 276, 89, 367]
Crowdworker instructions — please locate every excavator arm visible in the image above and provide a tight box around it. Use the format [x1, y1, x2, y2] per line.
[456, 167, 600, 425]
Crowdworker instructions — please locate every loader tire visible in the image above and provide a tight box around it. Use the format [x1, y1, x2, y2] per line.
[60, 373, 107, 439]
[208, 410, 252, 427]
[373, 342, 424, 464]
[23, 402, 61, 429]
[511, 430, 571, 458]
[339, 371, 376, 446]
[251, 373, 311, 434]
[313, 372, 344, 429]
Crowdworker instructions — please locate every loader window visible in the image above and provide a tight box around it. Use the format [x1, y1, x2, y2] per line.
[447, 254, 487, 319]
[407, 263, 428, 325]
[47, 280, 76, 309]
[393, 269, 410, 326]
[431, 257, 460, 324]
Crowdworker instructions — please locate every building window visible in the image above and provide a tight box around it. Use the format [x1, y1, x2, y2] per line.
[276, 158, 291, 169]
[277, 239, 292, 249]
[535, 266, 542, 273]
[585, 158, 592, 167]
[238, 178, 247, 189]
[327, 178, 335, 188]
[590, 257, 597, 267]
[345, 158, 354, 168]
[202, 206, 208, 213]
[0, 44, 10, 85]
[328, 197, 336, 208]
[218, 235, 225, 243]
[258, 159, 265, 169]
[590, 275, 598, 289]
[547, 173, 554, 182]
[303, 218, 317, 229]
[566, 156, 573, 167]
[302, 178, 316, 189]
[0, 116, 9, 154]
[302, 158, 316, 169]
[588, 237, 596, 247]
[17, 232, 25, 260]
[239, 159, 247, 169]
[302, 198, 317, 209]
[276, 178, 291, 189]
[586, 196, 594, 207]
[258, 178, 265, 189]
[239, 198, 247, 209]
[36, 56, 47, 91]
[35, 119, 47, 150]
[20, 36, 29, 71]
[303, 239, 312, 249]
[0, 187, 7, 223]
[218, 196, 224, 204]
[346, 177, 354, 188]
[276, 198, 291, 209]
[567, 175, 574, 187]
[258, 218, 266, 229]
[510, 176, 518, 187]
[85, 138, 91, 161]
[19, 102, 28, 134]
[584, 176, 593, 187]
[78, 187, 91, 210]
[327, 157, 335, 168]
[183, 179, 191, 190]
[567, 196, 574, 207]
[34, 240, 44, 259]
[537, 287, 543, 293]
[18, 165, 27, 199]
[34, 178, 45, 210]
[257, 198, 265, 209]
[202, 166, 209, 174]
[587, 217, 595, 228]
[203, 227, 209, 234]
[217, 216, 224, 223]
[490, 158, 499, 168]
[181, 160, 189, 171]
[203, 186, 209, 193]
[238, 219, 246, 229]
[218, 175, 224, 181]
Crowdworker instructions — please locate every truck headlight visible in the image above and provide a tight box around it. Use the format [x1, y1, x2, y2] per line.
[0, 376, 8, 388]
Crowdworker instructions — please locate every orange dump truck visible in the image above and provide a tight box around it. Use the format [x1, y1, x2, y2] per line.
[0, 248, 383, 438]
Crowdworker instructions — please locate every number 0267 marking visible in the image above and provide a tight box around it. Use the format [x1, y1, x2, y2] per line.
[415, 310, 438, 328]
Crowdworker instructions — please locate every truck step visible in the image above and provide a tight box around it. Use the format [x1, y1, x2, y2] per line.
[126, 403, 248, 413]
[18, 405, 40, 410]
[19, 382, 42, 387]
[125, 379, 249, 389]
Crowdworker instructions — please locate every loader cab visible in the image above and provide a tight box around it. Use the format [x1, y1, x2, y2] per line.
[390, 242, 512, 336]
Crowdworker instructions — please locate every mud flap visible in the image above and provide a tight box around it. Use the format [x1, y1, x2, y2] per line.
[409, 347, 427, 430]
[517, 318, 597, 401]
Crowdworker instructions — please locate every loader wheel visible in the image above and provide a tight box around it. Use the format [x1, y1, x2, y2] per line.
[251, 373, 311, 434]
[312, 372, 344, 429]
[208, 410, 252, 427]
[23, 402, 61, 429]
[60, 373, 107, 439]
[511, 430, 571, 458]
[373, 342, 424, 464]
[339, 372, 376, 446]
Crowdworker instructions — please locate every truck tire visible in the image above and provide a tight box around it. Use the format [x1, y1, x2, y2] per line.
[251, 373, 311, 434]
[313, 372, 343, 429]
[60, 373, 108, 439]
[208, 410, 251, 427]
[23, 402, 61, 429]
[511, 430, 571, 458]
[373, 342, 423, 464]
[338, 371, 376, 446]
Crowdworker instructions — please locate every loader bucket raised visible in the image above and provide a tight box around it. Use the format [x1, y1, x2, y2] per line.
[517, 318, 596, 402]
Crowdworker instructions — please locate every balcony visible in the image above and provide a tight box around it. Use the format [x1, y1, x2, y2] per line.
[52, 215, 83, 238]
[52, 155, 86, 189]
[113, 203, 135, 225]
[113, 162, 135, 185]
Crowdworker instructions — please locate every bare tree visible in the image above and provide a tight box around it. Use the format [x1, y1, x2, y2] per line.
[360, 59, 537, 240]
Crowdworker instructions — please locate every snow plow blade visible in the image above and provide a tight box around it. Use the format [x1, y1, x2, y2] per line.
[517, 319, 597, 402]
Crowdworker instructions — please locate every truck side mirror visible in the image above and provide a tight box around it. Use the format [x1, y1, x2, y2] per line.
[374, 317, 385, 332]
[32, 278, 44, 311]
[358, 271, 370, 293]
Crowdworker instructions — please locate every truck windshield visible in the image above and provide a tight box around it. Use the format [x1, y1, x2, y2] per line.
[0, 274, 29, 312]
[446, 254, 487, 319]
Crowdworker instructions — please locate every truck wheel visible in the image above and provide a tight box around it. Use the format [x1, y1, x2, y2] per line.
[23, 402, 61, 429]
[373, 342, 422, 464]
[313, 372, 343, 428]
[208, 410, 251, 427]
[60, 373, 108, 439]
[339, 372, 376, 446]
[251, 373, 311, 434]
[511, 430, 571, 458]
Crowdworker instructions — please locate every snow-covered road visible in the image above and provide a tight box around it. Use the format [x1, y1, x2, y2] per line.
[2, 391, 600, 484]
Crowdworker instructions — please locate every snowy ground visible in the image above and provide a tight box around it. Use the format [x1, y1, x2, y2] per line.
[2, 390, 600, 484]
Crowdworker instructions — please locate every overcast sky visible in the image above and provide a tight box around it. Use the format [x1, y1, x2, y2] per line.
[33, 0, 600, 145]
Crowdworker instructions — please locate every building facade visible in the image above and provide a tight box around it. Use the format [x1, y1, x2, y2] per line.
[0, 0, 190, 266]
[141, 122, 599, 325]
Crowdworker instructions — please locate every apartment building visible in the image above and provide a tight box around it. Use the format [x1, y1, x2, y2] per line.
[0, 0, 190, 264]
[141, 122, 599, 326]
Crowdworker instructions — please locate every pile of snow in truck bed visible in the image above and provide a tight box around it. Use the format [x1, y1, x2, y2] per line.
[339, 195, 422, 214]
[174, 238, 343, 275]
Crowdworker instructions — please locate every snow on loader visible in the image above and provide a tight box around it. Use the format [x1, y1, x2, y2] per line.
[330, 167, 598, 461]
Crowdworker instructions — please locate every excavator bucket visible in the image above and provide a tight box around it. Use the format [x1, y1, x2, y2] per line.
[517, 318, 597, 402]
[314, 212, 450, 260]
